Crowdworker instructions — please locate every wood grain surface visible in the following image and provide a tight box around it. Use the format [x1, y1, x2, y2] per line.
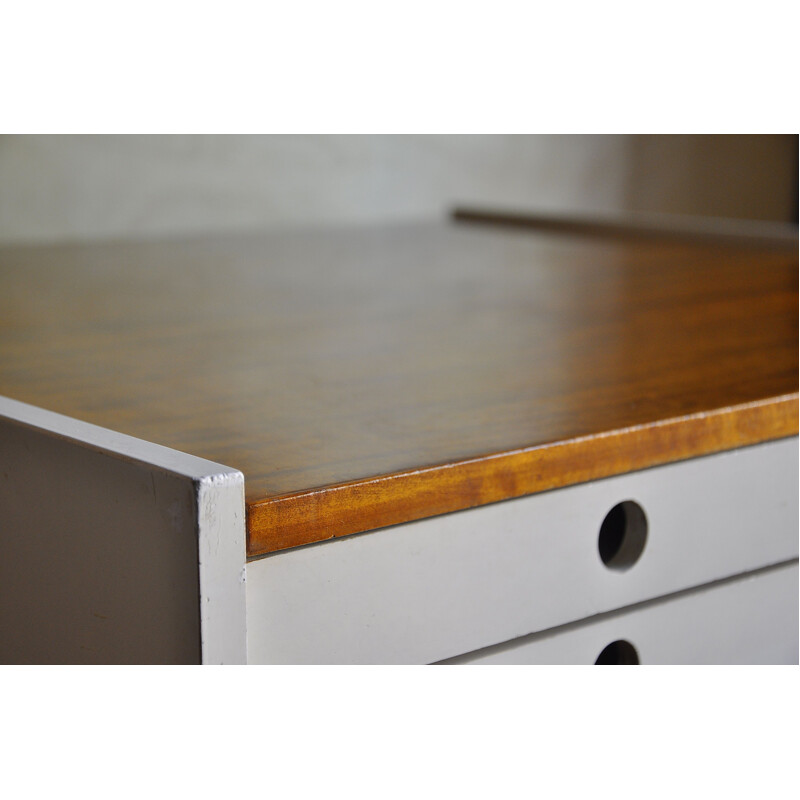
[0, 220, 797, 555]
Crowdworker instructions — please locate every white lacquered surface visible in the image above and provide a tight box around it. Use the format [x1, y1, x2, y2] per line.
[441, 560, 799, 664]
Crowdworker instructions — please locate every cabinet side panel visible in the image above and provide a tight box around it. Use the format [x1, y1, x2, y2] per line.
[0, 417, 202, 664]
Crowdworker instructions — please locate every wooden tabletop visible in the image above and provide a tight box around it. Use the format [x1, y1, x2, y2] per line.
[1, 217, 797, 556]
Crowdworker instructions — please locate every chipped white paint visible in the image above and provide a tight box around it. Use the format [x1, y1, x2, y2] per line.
[196, 471, 246, 664]
[0, 395, 246, 664]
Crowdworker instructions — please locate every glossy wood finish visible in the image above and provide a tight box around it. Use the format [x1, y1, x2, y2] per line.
[0, 221, 796, 555]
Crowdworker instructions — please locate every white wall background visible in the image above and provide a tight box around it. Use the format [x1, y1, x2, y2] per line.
[0, 135, 794, 245]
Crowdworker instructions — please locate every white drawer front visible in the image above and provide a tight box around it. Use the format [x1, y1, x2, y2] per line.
[442, 561, 799, 664]
[246, 438, 798, 664]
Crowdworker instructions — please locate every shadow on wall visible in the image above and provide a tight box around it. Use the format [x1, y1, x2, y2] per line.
[623, 134, 797, 223]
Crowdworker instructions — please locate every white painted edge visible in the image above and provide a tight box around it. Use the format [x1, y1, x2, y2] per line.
[0, 395, 247, 664]
[197, 471, 247, 664]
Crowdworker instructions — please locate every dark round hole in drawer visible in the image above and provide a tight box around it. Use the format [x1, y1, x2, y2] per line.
[595, 639, 639, 665]
[598, 500, 647, 570]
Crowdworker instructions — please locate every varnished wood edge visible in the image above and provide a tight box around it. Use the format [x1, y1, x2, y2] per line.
[451, 207, 800, 248]
[246, 393, 800, 557]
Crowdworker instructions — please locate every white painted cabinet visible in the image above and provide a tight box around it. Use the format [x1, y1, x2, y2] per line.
[2, 396, 797, 664]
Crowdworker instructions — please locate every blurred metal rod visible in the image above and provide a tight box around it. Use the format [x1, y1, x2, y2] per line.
[452, 206, 799, 249]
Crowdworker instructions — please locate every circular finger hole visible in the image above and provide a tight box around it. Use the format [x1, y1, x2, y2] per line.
[598, 500, 647, 570]
[595, 639, 639, 664]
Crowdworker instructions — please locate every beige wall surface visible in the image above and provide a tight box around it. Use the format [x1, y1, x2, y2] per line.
[0, 135, 795, 245]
